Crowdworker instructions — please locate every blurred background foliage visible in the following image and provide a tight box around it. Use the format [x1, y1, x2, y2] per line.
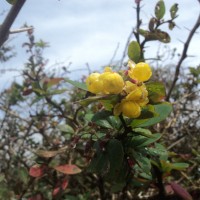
[0, 0, 200, 199]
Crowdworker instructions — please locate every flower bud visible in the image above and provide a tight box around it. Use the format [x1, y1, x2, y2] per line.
[128, 62, 152, 82]
[100, 71, 124, 94]
[121, 100, 141, 118]
[86, 73, 103, 94]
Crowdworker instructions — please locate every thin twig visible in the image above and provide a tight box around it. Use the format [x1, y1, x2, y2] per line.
[109, 42, 120, 66]
[0, 0, 26, 47]
[166, 13, 200, 101]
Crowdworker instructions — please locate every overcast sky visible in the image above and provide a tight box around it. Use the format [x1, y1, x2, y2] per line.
[0, 0, 200, 89]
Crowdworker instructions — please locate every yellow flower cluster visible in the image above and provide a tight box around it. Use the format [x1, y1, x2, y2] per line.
[86, 67, 124, 95]
[86, 61, 152, 118]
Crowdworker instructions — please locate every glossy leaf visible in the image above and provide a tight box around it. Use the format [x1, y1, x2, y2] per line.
[146, 81, 166, 103]
[170, 3, 179, 19]
[106, 139, 124, 180]
[170, 182, 193, 200]
[131, 102, 172, 127]
[65, 79, 87, 90]
[133, 128, 153, 138]
[91, 110, 119, 129]
[132, 133, 161, 148]
[131, 102, 172, 128]
[78, 94, 117, 106]
[132, 152, 151, 172]
[155, 0, 166, 19]
[88, 142, 109, 174]
[54, 164, 81, 175]
[128, 41, 141, 63]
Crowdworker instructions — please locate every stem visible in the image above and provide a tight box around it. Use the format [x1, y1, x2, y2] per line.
[166, 13, 200, 101]
[135, 1, 141, 44]
[153, 165, 166, 200]
[117, 115, 132, 140]
[98, 176, 105, 200]
[0, 0, 26, 47]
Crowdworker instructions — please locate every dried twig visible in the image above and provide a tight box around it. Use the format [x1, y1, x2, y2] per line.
[0, 0, 26, 47]
[166, 13, 200, 101]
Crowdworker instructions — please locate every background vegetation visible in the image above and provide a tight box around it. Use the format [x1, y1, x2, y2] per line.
[0, 0, 200, 199]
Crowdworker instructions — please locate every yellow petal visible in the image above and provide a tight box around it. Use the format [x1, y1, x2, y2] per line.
[86, 73, 103, 94]
[100, 72, 124, 94]
[128, 62, 152, 82]
[121, 100, 141, 118]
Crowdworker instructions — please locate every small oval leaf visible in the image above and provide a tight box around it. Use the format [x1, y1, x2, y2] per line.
[170, 3, 178, 19]
[54, 164, 81, 175]
[36, 149, 64, 158]
[128, 41, 141, 63]
[155, 0, 166, 20]
[29, 164, 46, 178]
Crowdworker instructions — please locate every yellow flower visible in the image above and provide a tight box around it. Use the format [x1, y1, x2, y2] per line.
[128, 61, 152, 82]
[86, 73, 103, 94]
[124, 81, 148, 101]
[114, 100, 141, 118]
[100, 71, 124, 94]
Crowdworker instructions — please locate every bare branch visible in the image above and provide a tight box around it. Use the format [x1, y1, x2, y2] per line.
[166, 13, 200, 101]
[0, 0, 26, 47]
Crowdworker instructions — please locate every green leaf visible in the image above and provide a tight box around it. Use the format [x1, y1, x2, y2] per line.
[136, 134, 162, 148]
[148, 143, 168, 163]
[78, 94, 117, 106]
[131, 102, 172, 127]
[133, 128, 153, 138]
[91, 110, 119, 129]
[88, 142, 109, 174]
[48, 89, 67, 95]
[18, 167, 29, 184]
[132, 152, 151, 172]
[111, 182, 126, 193]
[146, 82, 166, 103]
[106, 139, 124, 180]
[170, 3, 178, 19]
[65, 79, 87, 91]
[128, 41, 141, 63]
[170, 162, 189, 171]
[57, 124, 74, 134]
[155, 0, 166, 20]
